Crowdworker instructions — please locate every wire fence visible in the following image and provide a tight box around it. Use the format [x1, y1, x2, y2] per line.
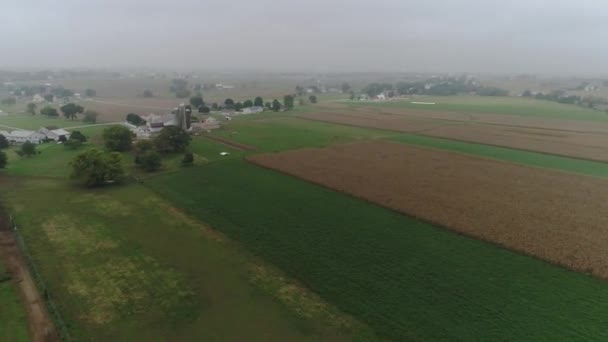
[9, 214, 73, 341]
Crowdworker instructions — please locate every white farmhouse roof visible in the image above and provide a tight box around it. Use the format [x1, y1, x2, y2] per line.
[51, 129, 70, 136]
[9, 130, 38, 138]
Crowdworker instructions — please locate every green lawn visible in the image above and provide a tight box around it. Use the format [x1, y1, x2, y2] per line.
[0, 114, 85, 130]
[387, 133, 608, 178]
[348, 96, 608, 122]
[148, 160, 608, 341]
[0, 263, 30, 342]
[2, 178, 371, 341]
[212, 117, 393, 153]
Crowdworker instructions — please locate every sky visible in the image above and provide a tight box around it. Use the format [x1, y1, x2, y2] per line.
[1, 0, 606, 75]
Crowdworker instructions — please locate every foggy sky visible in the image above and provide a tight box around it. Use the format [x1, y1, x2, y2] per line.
[1, 0, 607, 75]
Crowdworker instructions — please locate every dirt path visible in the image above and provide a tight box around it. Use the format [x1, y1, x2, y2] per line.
[203, 134, 257, 151]
[0, 216, 58, 342]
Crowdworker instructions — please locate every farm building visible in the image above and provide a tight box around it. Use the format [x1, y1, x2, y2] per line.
[241, 106, 264, 115]
[2, 130, 46, 144]
[32, 94, 46, 103]
[39, 128, 71, 141]
[0, 110, 7, 117]
[192, 117, 220, 132]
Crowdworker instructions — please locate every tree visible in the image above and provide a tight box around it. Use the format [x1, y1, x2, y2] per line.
[142, 89, 154, 98]
[265, 101, 272, 109]
[224, 98, 235, 108]
[44, 94, 54, 102]
[295, 85, 305, 96]
[70, 131, 87, 143]
[0, 151, 6, 169]
[341, 82, 351, 93]
[522, 89, 532, 97]
[283, 95, 294, 109]
[272, 99, 282, 112]
[154, 126, 191, 153]
[243, 99, 253, 108]
[40, 106, 58, 117]
[308, 95, 318, 104]
[349, 91, 355, 100]
[70, 149, 125, 187]
[18, 142, 37, 157]
[103, 125, 133, 152]
[175, 89, 191, 98]
[85, 88, 96, 97]
[189, 95, 204, 108]
[254, 96, 264, 107]
[64, 137, 83, 149]
[235, 102, 243, 111]
[138, 150, 162, 172]
[83, 110, 99, 123]
[193, 83, 202, 92]
[1, 97, 16, 105]
[126, 113, 146, 126]
[198, 105, 210, 114]
[0, 135, 8, 149]
[27, 102, 37, 115]
[211, 103, 219, 110]
[60, 103, 84, 120]
[182, 152, 194, 166]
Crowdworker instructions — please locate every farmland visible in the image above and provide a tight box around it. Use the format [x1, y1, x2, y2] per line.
[301, 101, 608, 161]
[3, 82, 608, 341]
[249, 140, 608, 278]
[148, 159, 608, 341]
[0, 262, 30, 342]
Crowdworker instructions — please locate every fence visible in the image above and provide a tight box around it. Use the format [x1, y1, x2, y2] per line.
[9, 214, 73, 341]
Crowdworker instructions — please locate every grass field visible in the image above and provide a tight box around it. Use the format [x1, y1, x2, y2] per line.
[148, 159, 608, 341]
[0, 263, 30, 342]
[211, 117, 393, 153]
[0, 114, 85, 130]
[349, 96, 608, 121]
[2, 177, 371, 341]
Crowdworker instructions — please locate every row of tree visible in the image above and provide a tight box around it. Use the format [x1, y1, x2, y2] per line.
[26, 102, 98, 123]
[361, 78, 508, 97]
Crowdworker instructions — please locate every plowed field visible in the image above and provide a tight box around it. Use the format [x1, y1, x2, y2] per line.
[250, 141, 608, 279]
[300, 104, 608, 161]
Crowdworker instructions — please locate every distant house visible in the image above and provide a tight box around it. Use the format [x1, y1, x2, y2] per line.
[376, 94, 387, 101]
[241, 106, 264, 115]
[39, 128, 71, 141]
[222, 108, 236, 116]
[193, 117, 220, 131]
[4, 130, 46, 144]
[0, 110, 7, 117]
[32, 94, 46, 103]
[144, 113, 176, 133]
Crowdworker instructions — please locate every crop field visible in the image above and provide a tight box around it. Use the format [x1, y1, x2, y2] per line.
[0, 262, 30, 342]
[148, 159, 608, 341]
[1, 177, 368, 341]
[250, 140, 608, 279]
[300, 101, 608, 161]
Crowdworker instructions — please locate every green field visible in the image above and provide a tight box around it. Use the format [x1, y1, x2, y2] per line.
[148, 159, 608, 341]
[2, 177, 371, 341]
[349, 95, 608, 121]
[0, 113, 85, 130]
[0, 263, 30, 342]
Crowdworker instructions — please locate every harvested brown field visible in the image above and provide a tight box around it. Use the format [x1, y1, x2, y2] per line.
[301, 104, 608, 161]
[249, 141, 608, 279]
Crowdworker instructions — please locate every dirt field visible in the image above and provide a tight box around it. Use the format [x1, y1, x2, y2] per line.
[249, 141, 608, 279]
[300, 104, 608, 161]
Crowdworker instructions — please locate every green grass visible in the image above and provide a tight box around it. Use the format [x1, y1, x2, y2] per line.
[212, 117, 393, 153]
[0, 114, 85, 130]
[349, 96, 608, 122]
[148, 160, 608, 341]
[387, 133, 608, 177]
[0, 263, 30, 342]
[2, 178, 369, 341]
[4, 143, 96, 178]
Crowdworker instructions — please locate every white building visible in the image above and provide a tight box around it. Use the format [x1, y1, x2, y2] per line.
[241, 106, 264, 115]
[39, 128, 71, 141]
[3, 130, 46, 144]
[32, 94, 46, 103]
[0, 110, 7, 117]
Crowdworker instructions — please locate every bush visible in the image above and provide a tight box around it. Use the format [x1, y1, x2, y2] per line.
[0, 151, 6, 169]
[0, 135, 8, 149]
[138, 150, 162, 172]
[83, 110, 99, 123]
[154, 126, 191, 153]
[126, 113, 146, 126]
[18, 142, 37, 157]
[103, 125, 133, 152]
[182, 152, 194, 166]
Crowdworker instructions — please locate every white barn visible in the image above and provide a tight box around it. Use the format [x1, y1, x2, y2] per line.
[3, 130, 46, 144]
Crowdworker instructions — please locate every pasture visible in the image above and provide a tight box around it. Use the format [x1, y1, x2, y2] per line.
[0, 262, 30, 342]
[148, 159, 608, 341]
[2, 177, 369, 341]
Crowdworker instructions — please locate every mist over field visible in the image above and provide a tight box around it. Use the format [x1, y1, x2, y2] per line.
[1, 0, 607, 74]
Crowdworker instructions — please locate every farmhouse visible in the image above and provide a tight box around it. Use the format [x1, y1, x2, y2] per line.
[2, 130, 46, 144]
[39, 127, 71, 141]
[32, 94, 46, 103]
[192, 117, 220, 132]
[241, 106, 264, 115]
